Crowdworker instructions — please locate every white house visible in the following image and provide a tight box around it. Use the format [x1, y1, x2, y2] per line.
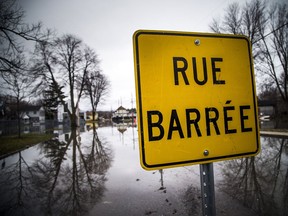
[20, 105, 45, 124]
[57, 99, 86, 124]
[112, 106, 129, 120]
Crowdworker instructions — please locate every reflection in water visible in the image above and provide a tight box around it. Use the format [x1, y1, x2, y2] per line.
[1, 126, 287, 215]
[159, 169, 165, 191]
[0, 152, 37, 215]
[0, 125, 112, 215]
[219, 137, 288, 216]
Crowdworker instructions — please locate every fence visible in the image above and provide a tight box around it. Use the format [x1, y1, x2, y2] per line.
[0, 120, 58, 136]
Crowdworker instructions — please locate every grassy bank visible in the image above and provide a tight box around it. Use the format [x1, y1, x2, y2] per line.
[0, 133, 53, 158]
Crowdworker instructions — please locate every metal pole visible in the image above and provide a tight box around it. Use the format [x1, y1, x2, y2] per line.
[200, 163, 216, 216]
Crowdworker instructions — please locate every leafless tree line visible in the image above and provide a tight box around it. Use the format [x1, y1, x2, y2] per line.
[210, 0, 288, 112]
[0, 0, 110, 130]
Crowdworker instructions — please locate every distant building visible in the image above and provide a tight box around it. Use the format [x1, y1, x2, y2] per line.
[112, 106, 129, 119]
[20, 105, 45, 124]
[86, 111, 98, 121]
[258, 100, 276, 117]
[57, 99, 86, 124]
[57, 100, 71, 123]
[112, 106, 136, 123]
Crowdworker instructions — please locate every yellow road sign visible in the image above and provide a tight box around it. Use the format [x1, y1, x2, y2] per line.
[133, 30, 260, 170]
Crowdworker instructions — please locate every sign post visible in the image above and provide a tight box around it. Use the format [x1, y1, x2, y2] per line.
[200, 163, 216, 216]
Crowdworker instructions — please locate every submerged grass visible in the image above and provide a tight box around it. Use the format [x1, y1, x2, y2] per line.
[0, 133, 53, 158]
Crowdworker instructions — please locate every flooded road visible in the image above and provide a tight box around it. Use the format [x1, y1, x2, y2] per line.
[0, 124, 287, 215]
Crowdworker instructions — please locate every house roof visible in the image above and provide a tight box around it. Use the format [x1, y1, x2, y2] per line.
[22, 114, 30, 119]
[20, 105, 42, 112]
[116, 106, 126, 111]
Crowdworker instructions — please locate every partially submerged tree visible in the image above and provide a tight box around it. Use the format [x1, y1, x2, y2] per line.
[84, 69, 110, 121]
[0, 55, 41, 137]
[209, 0, 288, 113]
[35, 34, 101, 128]
[0, 0, 50, 132]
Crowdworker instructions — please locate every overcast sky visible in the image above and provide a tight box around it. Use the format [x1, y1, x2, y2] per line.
[21, 0, 283, 111]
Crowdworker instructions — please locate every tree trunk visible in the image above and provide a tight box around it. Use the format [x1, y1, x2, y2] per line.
[17, 99, 21, 138]
[92, 110, 96, 121]
[17, 115, 21, 138]
[70, 113, 78, 128]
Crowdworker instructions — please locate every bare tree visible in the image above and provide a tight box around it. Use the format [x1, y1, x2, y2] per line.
[223, 2, 243, 35]
[84, 69, 110, 121]
[209, 0, 288, 112]
[0, 54, 41, 137]
[34, 34, 99, 128]
[210, 0, 266, 56]
[0, 0, 46, 73]
[257, 3, 288, 112]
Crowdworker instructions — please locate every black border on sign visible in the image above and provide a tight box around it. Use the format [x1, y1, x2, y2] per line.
[134, 30, 260, 169]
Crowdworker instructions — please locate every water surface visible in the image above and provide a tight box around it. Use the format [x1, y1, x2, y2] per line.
[0, 124, 287, 215]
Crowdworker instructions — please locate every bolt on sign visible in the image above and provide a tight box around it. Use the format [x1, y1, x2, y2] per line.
[133, 30, 260, 170]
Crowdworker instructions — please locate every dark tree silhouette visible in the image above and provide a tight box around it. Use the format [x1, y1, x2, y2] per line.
[0, 0, 47, 73]
[84, 70, 110, 121]
[34, 35, 99, 128]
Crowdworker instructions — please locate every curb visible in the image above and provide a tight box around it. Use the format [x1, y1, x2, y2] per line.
[0, 145, 33, 160]
[260, 131, 288, 138]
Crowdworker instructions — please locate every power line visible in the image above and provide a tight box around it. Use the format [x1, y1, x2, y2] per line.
[253, 21, 288, 44]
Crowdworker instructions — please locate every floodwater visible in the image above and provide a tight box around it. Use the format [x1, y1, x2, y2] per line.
[0, 124, 287, 216]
